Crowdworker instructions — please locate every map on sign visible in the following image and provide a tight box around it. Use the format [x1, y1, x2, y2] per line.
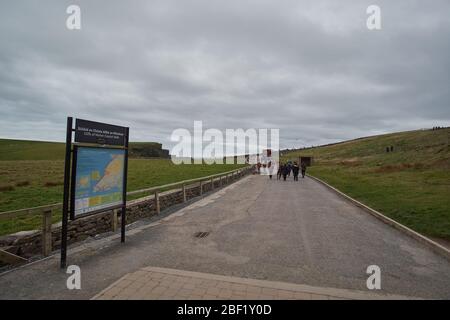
[73, 147, 125, 217]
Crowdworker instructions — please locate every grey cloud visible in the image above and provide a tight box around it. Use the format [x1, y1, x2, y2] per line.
[0, 0, 449, 150]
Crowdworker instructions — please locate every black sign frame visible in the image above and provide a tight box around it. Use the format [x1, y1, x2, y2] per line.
[60, 117, 130, 269]
[75, 118, 127, 146]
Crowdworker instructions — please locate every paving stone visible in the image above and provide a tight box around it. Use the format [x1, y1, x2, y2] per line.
[182, 283, 197, 290]
[218, 288, 233, 298]
[310, 293, 329, 300]
[245, 285, 262, 294]
[115, 279, 133, 289]
[231, 283, 246, 291]
[92, 266, 414, 300]
[293, 292, 312, 300]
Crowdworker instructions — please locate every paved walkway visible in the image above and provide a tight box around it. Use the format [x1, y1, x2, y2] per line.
[1, 175, 450, 299]
[93, 267, 414, 300]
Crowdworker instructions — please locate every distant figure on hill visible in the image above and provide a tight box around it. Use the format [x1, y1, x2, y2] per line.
[292, 162, 300, 181]
[301, 162, 307, 178]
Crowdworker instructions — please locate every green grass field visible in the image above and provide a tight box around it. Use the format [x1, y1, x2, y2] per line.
[0, 139, 245, 236]
[0, 139, 66, 161]
[283, 128, 450, 240]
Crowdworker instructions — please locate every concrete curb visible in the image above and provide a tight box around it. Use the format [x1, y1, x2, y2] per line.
[307, 174, 450, 262]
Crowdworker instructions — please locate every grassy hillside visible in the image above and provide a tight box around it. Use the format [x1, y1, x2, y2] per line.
[283, 128, 450, 240]
[0, 139, 170, 161]
[129, 142, 169, 158]
[0, 139, 66, 161]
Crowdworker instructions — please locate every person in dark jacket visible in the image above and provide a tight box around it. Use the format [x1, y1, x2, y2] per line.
[292, 162, 300, 181]
[287, 161, 292, 177]
[277, 163, 283, 180]
[301, 162, 307, 178]
[282, 163, 290, 181]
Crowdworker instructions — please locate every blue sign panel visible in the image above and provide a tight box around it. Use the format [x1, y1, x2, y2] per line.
[73, 147, 125, 217]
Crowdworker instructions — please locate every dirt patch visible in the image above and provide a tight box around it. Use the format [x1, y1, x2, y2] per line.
[339, 158, 362, 167]
[0, 185, 15, 192]
[430, 158, 450, 169]
[15, 181, 30, 187]
[43, 181, 63, 187]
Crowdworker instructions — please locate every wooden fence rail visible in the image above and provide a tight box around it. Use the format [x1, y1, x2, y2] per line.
[0, 166, 251, 220]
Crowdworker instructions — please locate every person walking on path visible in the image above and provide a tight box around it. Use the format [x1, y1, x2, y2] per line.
[268, 161, 274, 180]
[277, 163, 283, 180]
[282, 163, 290, 181]
[287, 161, 292, 177]
[301, 162, 307, 178]
[292, 162, 300, 181]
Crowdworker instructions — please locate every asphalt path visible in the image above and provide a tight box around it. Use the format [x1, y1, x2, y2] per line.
[1, 174, 449, 299]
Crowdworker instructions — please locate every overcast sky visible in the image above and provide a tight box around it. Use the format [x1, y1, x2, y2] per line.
[0, 0, 449, 150]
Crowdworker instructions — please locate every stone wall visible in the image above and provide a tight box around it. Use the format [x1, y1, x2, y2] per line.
[0, 210, 114, 258]
[0, 168, 252, 260]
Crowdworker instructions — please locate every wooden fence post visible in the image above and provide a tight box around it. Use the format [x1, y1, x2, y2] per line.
[211, 177, 214, 190]
[182, 184, 187, 202]
[155, 191, 160, 214]
[199, 180, 203, 196]
[111, 209, 118, 232]
[42, 209, 52, 257]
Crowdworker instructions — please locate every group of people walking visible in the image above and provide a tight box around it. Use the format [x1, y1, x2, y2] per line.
[272, 161, 306, 181]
